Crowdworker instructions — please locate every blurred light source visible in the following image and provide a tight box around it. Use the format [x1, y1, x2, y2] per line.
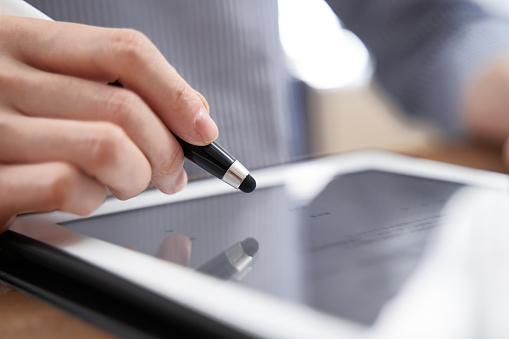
[476, 0, 509, 16]
[278, 0, 373, 90]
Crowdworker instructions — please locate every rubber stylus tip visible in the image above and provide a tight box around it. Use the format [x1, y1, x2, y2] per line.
[240, 237, 259, 256]
[239, 174, 256, 193]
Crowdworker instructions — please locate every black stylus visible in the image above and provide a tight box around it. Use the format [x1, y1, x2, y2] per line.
[174, 136, 256, 193]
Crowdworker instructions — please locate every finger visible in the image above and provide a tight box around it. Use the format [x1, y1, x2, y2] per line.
[4, 16, 218, 145]
[0, 215, 16, 234]
[463, 60, 509, 143]
[0, 114, 152, 200]
[2, 66, 187, 194]
[0, 162, 106, 232]
[503, 138, 509, 170]
[155, 234, 192, 266]
[195, 91, 210, 114]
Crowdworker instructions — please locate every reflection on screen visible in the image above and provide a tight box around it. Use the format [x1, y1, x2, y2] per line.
[62, 171, 464, 326]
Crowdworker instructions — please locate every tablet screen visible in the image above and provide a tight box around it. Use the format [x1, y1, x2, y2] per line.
[59, 170, 472, 326]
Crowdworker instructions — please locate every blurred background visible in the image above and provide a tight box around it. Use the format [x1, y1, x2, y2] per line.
[278, 0, 509, 158]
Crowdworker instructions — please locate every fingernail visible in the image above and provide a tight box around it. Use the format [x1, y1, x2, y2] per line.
[194, 108, 218, 144]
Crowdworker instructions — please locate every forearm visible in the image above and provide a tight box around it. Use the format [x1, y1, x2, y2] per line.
[326, 0, 509, 135]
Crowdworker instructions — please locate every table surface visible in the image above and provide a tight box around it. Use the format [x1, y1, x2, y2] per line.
[0, 140, 506, 338]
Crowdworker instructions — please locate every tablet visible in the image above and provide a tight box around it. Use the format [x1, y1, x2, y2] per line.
[3, 150, 509, 338]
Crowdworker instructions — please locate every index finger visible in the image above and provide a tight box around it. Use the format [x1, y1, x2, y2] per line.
[5, 15, 218, 145]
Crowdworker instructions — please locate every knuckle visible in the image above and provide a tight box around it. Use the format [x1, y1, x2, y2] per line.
[0, 61, 26, 95]
[0, 114, 23, 155]
[0, 113, 12, 134]
[43, 163, 80, 210]
[102, 89, 141, 126]
[164, 145, 185, 175]
[153, 145, 184, 184]
[106, 28, 148, 62]
[87, 122, 127, 170]
[170, 81, 190, 110]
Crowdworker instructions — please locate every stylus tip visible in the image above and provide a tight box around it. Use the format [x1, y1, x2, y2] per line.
[239, 174, 256, 193]
[240, 237, 259, 256]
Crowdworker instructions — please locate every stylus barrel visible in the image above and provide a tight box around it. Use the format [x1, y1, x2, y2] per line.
[197, 238, 259, 280]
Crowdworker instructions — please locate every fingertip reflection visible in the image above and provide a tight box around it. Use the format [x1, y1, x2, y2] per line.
[155, 233, 191, 267]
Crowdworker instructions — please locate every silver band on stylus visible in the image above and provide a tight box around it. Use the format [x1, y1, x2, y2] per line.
[222, 160, 249, 189]
[225, 242, 253, 272]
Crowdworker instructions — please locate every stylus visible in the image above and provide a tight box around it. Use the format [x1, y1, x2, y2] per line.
[4, 1, 257, 193]
[110, 80, 257, 193]
[197, 237, 259, 280]
[174, 136, 256, 193]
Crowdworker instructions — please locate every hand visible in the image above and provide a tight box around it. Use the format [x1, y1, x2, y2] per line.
[463, 58, 509, 165]
[0, 16, 218, 232]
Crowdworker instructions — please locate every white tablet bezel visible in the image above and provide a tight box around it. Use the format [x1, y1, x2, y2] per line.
[10, 150, 509, 338]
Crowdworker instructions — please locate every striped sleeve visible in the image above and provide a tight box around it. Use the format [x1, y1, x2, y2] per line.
[23, 0, 294, 178]
[327, 0, 509, 135]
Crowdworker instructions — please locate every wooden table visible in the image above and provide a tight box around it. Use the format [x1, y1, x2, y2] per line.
[402, 140, 506, 174]
[0, 140, 506, 338]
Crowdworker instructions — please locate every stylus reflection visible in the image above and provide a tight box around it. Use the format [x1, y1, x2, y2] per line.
[197, 237, 259, 281]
